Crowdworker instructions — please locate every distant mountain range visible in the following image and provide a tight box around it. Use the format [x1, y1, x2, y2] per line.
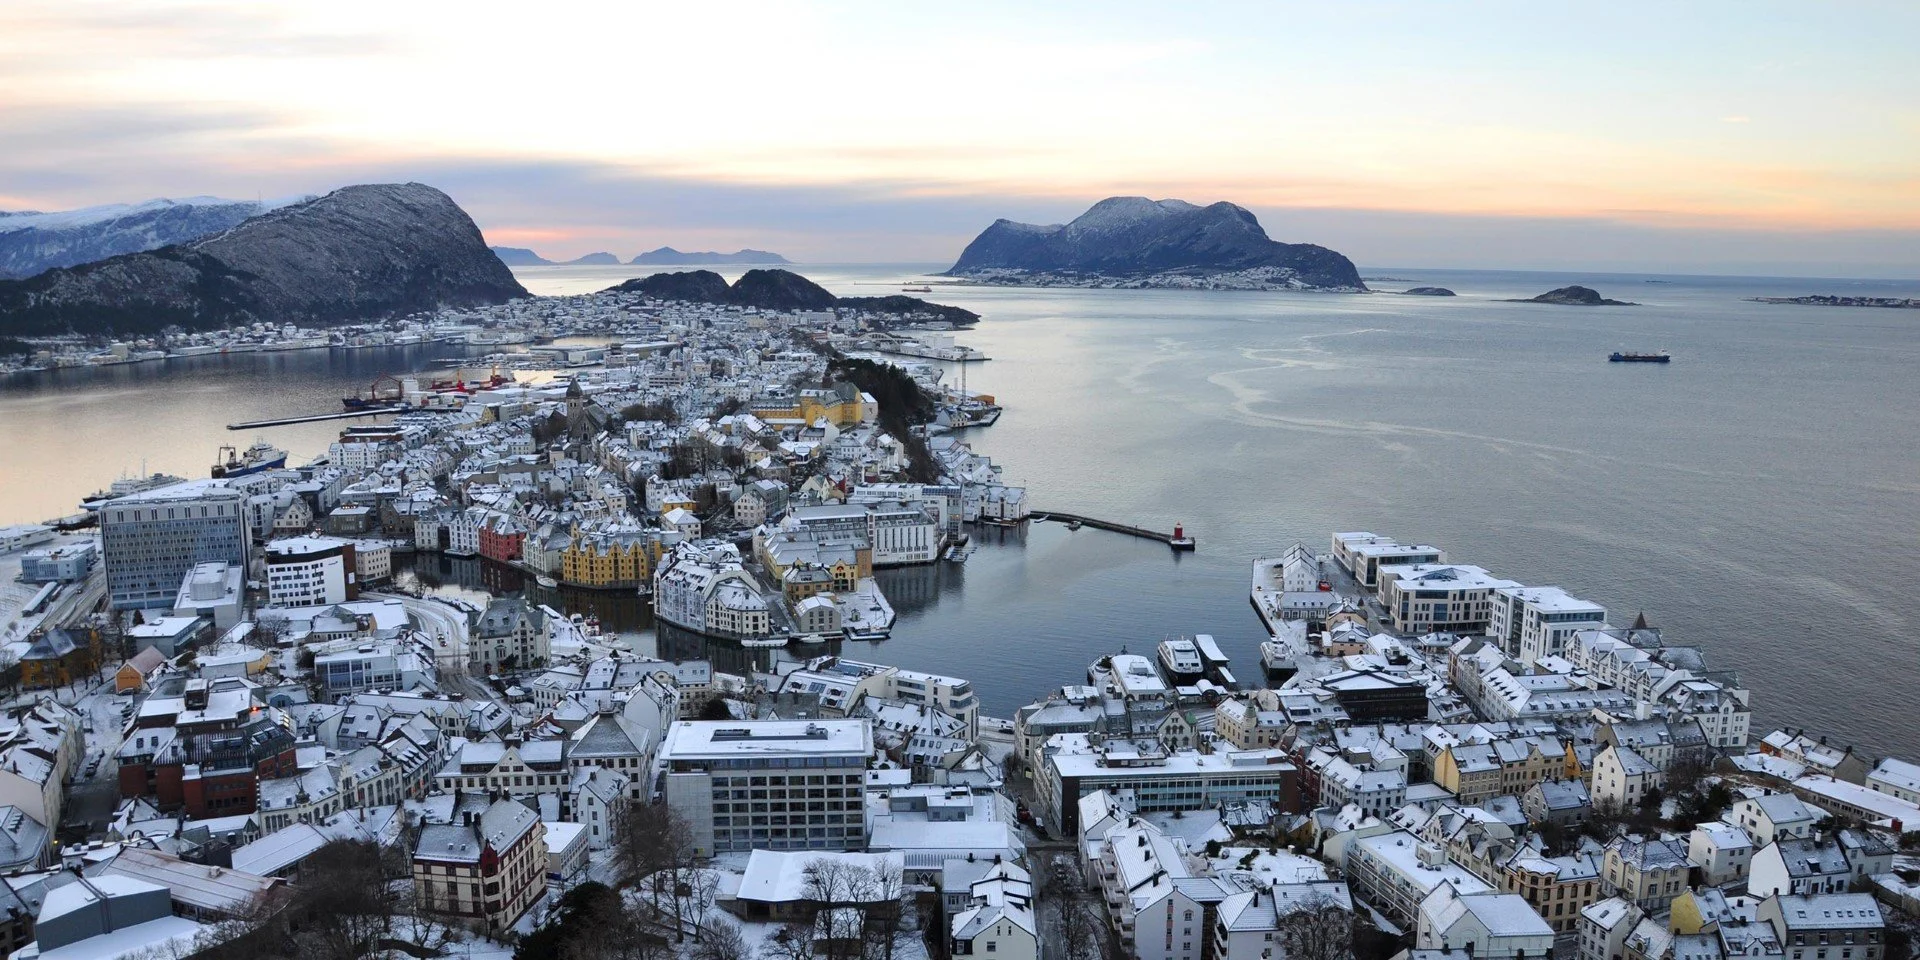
[947, 196, 1364, 291]
[0, 183, 526, 336]
[606, 269, 977, 325]
[0, 195, 313, 280]
[489, 245, 791, 268]
[631, 247, 790, 265]
[489, 246, 552, 266]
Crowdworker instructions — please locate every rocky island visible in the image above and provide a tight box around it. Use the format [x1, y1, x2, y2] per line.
[562, 252, 622, 266]
[0, 182, 527, 336]
[946, 196, 1365, 291]
[1506, 285, 1635, 306]
[1399, 286, 1456, 296]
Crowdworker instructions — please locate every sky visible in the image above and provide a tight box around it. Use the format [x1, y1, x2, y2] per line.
[3, 0, 1919, 276]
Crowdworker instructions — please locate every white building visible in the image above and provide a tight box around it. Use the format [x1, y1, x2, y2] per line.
[1345, 831, 1493, 926]
[1415, 886, 1557, 959]
[172, 561, 244, 630]
[1590, 744, 1664, 813]
[1687, 821, 1755, 887]
[1376, 563, 1521, 634]
[1489, 586, 1606, 664]
[263, 536, 354, 607]
[658, 719, 873, 858]
[949, 861, 1037, 960]
[1867, 757, 1920, 805]
[1731, 793, 1819, 846]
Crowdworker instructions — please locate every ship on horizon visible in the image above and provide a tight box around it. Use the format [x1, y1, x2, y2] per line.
[1609, 351, 1671, 363]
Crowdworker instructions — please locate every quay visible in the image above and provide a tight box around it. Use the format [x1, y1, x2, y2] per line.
[1031, 511, 1196, 551]
[227, 407, 405, 430]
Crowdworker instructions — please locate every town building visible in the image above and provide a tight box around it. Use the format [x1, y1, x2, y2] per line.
[659, 719, 873, 858]
[262, 535, 357, 606]
[100, 480, 249, 611]
[412, 798, 548, 933]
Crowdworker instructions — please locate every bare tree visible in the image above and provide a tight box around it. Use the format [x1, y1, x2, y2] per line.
[763, 925, 821, 960]
[1274, 894, 1353, 960]
[1042, 853, 1105, 960]
[696, 916, 754, 960]
[804, 858, 877, 960]
[614, 802, 699, 938]
[861, 860, 911, 960]
[688, 868, 723, 939]
[251, 612, 291, 649]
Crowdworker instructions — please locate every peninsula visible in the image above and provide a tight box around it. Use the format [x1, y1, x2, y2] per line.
[607, 269, 979, 327]
[946, 196, 1365, 291]
[1749, 294, 1920, 309]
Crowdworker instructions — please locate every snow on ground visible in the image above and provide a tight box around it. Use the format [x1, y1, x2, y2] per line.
[838, 578, 895, 632]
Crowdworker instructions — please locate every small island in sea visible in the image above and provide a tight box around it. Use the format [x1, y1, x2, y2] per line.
[1505, 284, 1636, 306]
[1749, 294, 1920, 309]
[1397, 286, 1456, 296]
[946, 196, 1365, 291]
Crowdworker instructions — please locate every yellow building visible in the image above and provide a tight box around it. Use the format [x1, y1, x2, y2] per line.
[752, 383, 872, 429]
[1434, 737, 1574, 804]
[561, 529, 661, 588]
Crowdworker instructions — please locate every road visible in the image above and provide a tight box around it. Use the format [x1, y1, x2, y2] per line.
[366, 589, 472, 665]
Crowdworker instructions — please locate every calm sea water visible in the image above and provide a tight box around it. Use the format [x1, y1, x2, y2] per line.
[6, 263, 1918, 756]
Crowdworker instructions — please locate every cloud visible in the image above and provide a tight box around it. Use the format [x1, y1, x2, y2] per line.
[1722, 115, 1752, 123]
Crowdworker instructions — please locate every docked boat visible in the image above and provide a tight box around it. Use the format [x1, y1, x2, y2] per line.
[1608, 352, 1671, 363]
[80, 472, 187, 511]
[1157, 638, 1205, 684]
[211, 441, 288, 478]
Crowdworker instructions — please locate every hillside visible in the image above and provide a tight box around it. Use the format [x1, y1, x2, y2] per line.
[0, 183, 527, 336]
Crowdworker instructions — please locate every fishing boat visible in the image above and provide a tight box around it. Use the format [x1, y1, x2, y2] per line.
[211, 441, 288, 478]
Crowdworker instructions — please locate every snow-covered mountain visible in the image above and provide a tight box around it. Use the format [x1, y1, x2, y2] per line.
[946, 196, 1365, 290]
[0, 183, 526, 336]
[0, 195, 308, 279]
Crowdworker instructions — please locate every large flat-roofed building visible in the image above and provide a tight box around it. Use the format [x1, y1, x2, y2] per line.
[659, 719, 873, 857]
[1489, 585, 1607, 664]
[1038, 734, 1298, 837]
[1330, 533, 1444, 589]
[1377, 563, 1521, 634]
[100, 480, 249, 611]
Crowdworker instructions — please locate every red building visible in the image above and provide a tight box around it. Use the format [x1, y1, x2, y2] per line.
[117, 677, 298, 817]
[478, 520, 525, 563]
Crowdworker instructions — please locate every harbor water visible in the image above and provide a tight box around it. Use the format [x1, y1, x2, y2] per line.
[5, 263, 1919, 755]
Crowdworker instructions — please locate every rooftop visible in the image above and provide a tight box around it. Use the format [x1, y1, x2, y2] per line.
[660, 719, 872, 760]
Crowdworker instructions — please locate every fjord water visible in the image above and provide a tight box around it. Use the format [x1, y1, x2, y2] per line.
[5, 264, 1918, 755]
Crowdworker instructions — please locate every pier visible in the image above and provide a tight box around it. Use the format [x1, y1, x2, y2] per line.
[1031, 511, 1196, 551]
[227, 407, 405, 430]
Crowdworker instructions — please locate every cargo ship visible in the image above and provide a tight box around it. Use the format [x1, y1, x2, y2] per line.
[1608, 352, 1671, 363]
[211, 441, 288, 478]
